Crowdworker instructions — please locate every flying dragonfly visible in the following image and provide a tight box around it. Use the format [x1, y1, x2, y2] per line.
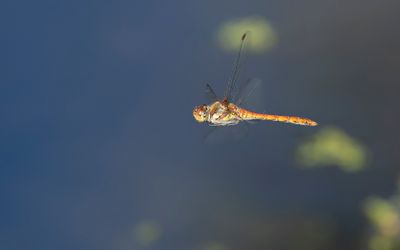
[192, 32, 318, 127]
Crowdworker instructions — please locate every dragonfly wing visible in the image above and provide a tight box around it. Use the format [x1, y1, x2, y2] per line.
[223, 32, 250, 102]
[236, 78, 262, 106]
[204, 83, 219, 102]
[203, 122, 249, 144]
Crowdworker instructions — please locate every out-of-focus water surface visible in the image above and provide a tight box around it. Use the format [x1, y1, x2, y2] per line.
[2, 1, 400, 250]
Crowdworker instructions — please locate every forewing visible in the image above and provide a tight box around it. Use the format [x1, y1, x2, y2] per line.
[204, 83, 219, 102]
[223, 32, 250, 102]
[203, 122, 250, 144]
[236, 78, 262, 106]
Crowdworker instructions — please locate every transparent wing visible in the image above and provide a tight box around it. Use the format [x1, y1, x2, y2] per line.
[236, 78, 262, 106]
[203, 122, 250, 144]
[223, 32, 250, 102]
[204, 83, 218, 102]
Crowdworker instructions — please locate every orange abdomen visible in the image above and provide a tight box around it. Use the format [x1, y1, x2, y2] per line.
[237, 108, 318, 126]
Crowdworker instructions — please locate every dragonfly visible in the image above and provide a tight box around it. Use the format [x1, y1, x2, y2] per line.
[192, 32, 318, 127]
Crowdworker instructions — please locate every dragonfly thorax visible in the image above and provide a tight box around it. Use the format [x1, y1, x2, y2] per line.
[193, 101, 241, 126]
[206, 101, 241, 126]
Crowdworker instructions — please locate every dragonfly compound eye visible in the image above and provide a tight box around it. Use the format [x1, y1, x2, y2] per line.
[193, 105, 208, 123]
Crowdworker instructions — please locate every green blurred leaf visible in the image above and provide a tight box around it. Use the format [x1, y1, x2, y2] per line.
[364, 193, 400, 250]
[295, 126, 367, 172]
[217, 16, 278, 53]
[133, 220, 162, 247]
[204, 242, 228, 250]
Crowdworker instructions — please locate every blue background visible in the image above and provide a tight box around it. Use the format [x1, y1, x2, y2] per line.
[2, 0, 400, 249]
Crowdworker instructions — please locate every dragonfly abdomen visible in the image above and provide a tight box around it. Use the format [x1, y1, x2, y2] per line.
[237, 108, 318, 126]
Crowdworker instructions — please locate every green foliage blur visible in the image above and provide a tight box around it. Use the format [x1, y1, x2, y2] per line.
[217, 16, 278, 53]
[296, 126, 368, 172]
[364, 191, 400, 250]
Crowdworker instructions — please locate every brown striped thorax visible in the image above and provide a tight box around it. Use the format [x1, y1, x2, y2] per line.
[193, 100, 242, 126]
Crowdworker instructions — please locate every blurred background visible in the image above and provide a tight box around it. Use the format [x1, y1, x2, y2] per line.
[2, 0, 400, 249]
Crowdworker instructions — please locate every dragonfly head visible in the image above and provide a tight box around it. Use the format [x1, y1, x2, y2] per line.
[193, 104, 209, 123]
